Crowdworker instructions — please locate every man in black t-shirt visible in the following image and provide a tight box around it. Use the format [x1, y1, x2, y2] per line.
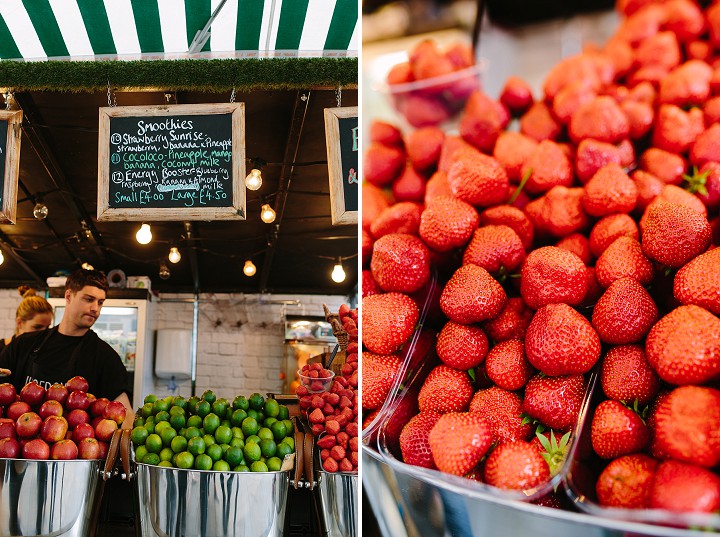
[0, 269, 134, 428]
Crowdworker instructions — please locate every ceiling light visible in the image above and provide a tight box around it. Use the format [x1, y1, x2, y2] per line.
[243, 259, 257, 277]
[260, 204, 276, 224]
[331, 259, 346, 283]
[81, 262, 94, 270]
[159, 263, 170, 279]
[0, 250, 5, 266]
[33, 201, 48, 220]
[245, 168, 262, 191]
[136, 223, 152, 245]
[168, 246, 181, 264]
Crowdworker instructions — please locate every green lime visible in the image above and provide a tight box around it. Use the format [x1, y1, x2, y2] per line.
[221, 419, 230, 428]
[134, 445, 148, 462]
[270, 421, 287, 442]
[176, 451, 194, 469]
[234, 464, 250, 472]
[142, 453, 161, 465]
[154, 421, 171, 434]
[206, 443, 223, 462]
[187, 396, 200, 410]
[155, 410, 170, 423]
[281, 436, 295, 451]
[257, 428, 274, 442]
[232, 396, 249, 411]
[171, 435, 188, 453]
[215, 425, 232, 445]
[267, 457, 282, 472]
[159, 447, 174, 462]
[160, 427, 177, 447]
[195, 400, 211, 418]
[230, 437, 245, 449]
[172, 396, 187, 410]
[153, 399, 170, 414]
[241, 417, 259, 437]
[259, 438, 277, 458]
[144, 394, 157, 405]
[184, 426, 202, 440]
[224, 446, 244, 467]
[230, 409, 247, 427]
[250, 461, 269, 472]
[264, 399, 280, 418]
[231, 426, 244, 439]
[158, 460, 174, 468]
[131, 426, 149, 446]
[276, 442, 293, 459]
[220, 443, 230, 455]
[247, 409, 259, 421]
[201, 390, 217, 405]
[246, 435, 261, 445]
[282, 420, 294, 437]
[170, 413, 186, 430]
[212, 399, 229, 419]
[195, 453, 213, 471]
[255, 412, 265, 424]
[187, 415, 203, 429]
[133, 416, 144, 428]
[249, 393, 264, 411]
[144, 416, 156, 434]
[213, 460, 230, 471]
[243, 441, 261, 463]
[141, 403, 154, 419]
[146, 434, 163, 454]
[264, 417, 278, 428]
[202, 434, 216, 447]
[187, 436, 206, 456]
[277, 405, 289, 421]
[203, 413, 220, 434]
[169, 405, 185, 416]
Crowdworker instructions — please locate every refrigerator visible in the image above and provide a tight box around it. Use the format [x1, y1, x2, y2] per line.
[283, 316, 337, 394]
[48, 290, 156, 410]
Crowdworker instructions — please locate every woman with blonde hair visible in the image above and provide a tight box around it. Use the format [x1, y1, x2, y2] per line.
[0, 286, 53, 352]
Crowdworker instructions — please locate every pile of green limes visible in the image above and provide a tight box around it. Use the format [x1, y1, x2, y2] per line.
[130, 390, 295, 472]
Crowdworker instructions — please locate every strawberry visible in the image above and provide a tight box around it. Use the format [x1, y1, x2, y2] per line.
[523, 374, 586, 432]
[639, 147, 686, 186]
[709, 1, 720, 49]
[521, 140, 573, 195]
[616, 138, 636, 169]
[520, 246, 588, 309]
[604, 38, 634, 78]
[703, 95, 720, 126]
[620, 100, 654, 140]
[646, 305, 720, 385]
[362, 269, 382, 298]
[635, 30, 681, 71]
[663, 0, 704, 42]
[596, 453, 658, 508]
[652, 184, 707, 217]
[582, 163, 638, 217]
[362, 231, 373, 269]
[459, 91, 508, 153]
[652, 385, 720, 468]
[588, 213, 639, 258]
[392, 166, 426, 203]
[362, 183, 391, 232]
[674, 246, 720, 314]
[447, 150, 509, 207]
[532, 430, 572, 477]
[409, 40, 454, 81]
[418, 365, 473, 414]
[370, 234, 430, 294]
[485, 339, 533, 391]
[591, 399, 650, 459]
[581, 266, 604, 307]
[686, 161, 720, 210]
[364, 142, 406, 187]
[649, 460, 720, 513]
[659, 59, 713, 107]
[595, 236, 655, 288]
[569, 96, 630, 145]
[400, 328, 437, 372]
[370, 120, 403, 147]
[651, 104, 704, 154]
[362, 292, 419, 354]
[424, 171, 453, 203]
[361, 352, 402, 410]
[519, 102, 562, 142]
[555, 233, 592, 267]
[479, 205, 534, 250]
[445, 42, 473, 69]
[382, 390, 420, 460]
[440, 264, 507, 324]
[399, 94, 452, 128]
[428, 412, 493, 476]
[483, 441, 550, 491]
[462, 224, 525, 275]
[482, 297, 534, 343]
[499, 76, 534, 116]
[601, 345, 660, 405]
[492, 131, 537, 183]
[385, 61, 413, 85]
[641, 201, 711, 268]
[419, 195, 479, 252]
[469, 386, 532, 444]
[591, 278, 658, 345]
[690, 123, 720, 168]
[399, 411, 442, 468]
[631, 170, 664, 213]
[437, 135, 476, 173]
[552, 80, 597, 126]
[543, 55, 602, 101]
[406, 126, 444, 172]
[436, 321, 488, 370]
[524, 186, 590, 239]
[574, 138, 622, 184]
[369, 201, 423, 239]
[525, 303, 601, 376]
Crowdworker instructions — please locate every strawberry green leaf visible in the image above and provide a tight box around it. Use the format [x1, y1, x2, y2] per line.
[683, 166, 711, 197]
[468, 368, 476, 382]
[508, 167, 532, 204]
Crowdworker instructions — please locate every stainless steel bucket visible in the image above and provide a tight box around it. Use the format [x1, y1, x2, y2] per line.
[0, 458, 103, 537]
[316, 470, 357, 537]
[134, 462, 290, 537]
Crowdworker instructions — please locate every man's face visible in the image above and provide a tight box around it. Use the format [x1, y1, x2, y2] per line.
[64, 286, 105, 330]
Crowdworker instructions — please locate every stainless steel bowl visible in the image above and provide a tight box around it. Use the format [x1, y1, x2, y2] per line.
[316, 469, 358, 537]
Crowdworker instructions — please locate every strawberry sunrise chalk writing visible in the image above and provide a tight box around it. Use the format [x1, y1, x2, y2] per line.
[108, 114, 233, 209]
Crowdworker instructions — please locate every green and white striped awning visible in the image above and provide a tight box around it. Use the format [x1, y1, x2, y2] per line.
[0, 0, 358, 61]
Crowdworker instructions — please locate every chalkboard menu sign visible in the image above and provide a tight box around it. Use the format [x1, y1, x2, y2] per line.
[324, 107, 358, 226]
[97, 103, 245, 221]
[0, 110, 22, 224]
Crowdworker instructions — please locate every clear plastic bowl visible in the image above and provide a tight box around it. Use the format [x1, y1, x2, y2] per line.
[297, 369, 335, 393]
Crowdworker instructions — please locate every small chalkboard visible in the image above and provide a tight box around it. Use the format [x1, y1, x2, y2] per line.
[97, 103, 245, 221]
[0, 111, 22, 224]
[324, 107, 358, 226]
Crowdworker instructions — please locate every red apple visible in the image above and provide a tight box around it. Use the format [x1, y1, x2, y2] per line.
[90, 416, 103, 429]
[15, 412, 42, 438]
[6, 401, 31, 422]
[19, 381, 46, 407]
[0, 383, 16, 406]
[103, 401, 126, 425]
[39, 399, 64, 420]
[66, 391, 90, 411]
[65, 376, 89, 393]
[45, 383, 69, 405]
[0, 418, 16, 439]
[18, 438, 29, 451]
[66, 409, 90, 429]
[77, 437, 101, 459]
[71, 422, 95, 443]
[94, 418, 118, 442]
[89, 397, 109, 418]
[87, 393, 96, 404]
[64, 430, 72, 440]
[0, 406, 3, 418]
[0, 437, 20, 458]
[51, 439, 78, 460]
[22, 438, 50, 459]
[40, 416, 68, 443]
[98, 440, 109, 459]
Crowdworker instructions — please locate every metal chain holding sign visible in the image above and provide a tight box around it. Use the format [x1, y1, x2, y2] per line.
[336, 87, 342, 108]
[230, 87, 236, 103]
[106, 80, 116, 107]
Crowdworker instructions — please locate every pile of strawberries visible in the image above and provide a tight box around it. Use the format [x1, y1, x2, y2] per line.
[296, 305, 358, 473]
[363, 0, 720, 515]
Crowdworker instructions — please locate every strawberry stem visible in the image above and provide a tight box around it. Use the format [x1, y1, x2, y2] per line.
[683, 166, 710, 197]
[508, 167, 532, 204]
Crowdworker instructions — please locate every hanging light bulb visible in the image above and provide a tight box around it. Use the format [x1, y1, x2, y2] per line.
[136, 223, 152, 244]
[0, 249, 5, 266]
[33, 200, 48, 220]
[243, 259, 257, 277]
[81, 262, 94, 270]
[260, 203, 276, 223]
[331, 259, 346, 283]
[168, 246, 181, 264]
[159, 263, 170, 279]
[245, 168, 262, 191]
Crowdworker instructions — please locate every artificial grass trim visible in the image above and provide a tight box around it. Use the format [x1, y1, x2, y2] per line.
[0, 57, 358, 92]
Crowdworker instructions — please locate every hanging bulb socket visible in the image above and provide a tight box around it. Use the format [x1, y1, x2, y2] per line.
[81, 262, 94, 270]
[245, 168, 262, 191]
[331, 259, 346, 283]
[260, 203, 276, 224]
[168, 246, 181, 264]
[243, 259, 257, 277]
[0, 249, 5, 266]
[33, 200, 48, 220]
[159, 263, 170, 279]
[136, 223, 152, 244]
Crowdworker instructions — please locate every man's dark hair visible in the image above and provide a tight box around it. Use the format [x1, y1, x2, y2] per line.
[65, 268, 109, 294]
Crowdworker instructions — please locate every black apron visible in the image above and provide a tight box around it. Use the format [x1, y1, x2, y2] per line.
[24, 327, 99, 389]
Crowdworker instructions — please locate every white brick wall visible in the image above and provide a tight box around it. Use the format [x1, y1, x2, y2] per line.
[0, 288, 26, 336]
